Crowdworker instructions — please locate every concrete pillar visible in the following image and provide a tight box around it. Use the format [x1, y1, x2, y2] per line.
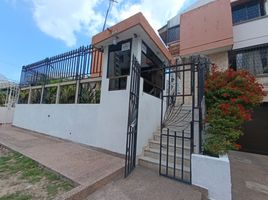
[56, 84, 60, 104]
[75, 80, 80, 104]
[28, 87, 32, 104]
[40, 86, 45, 104]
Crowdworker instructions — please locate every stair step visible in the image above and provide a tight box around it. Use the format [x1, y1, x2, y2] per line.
[157, 127, 191, 134]
[153, 134, 191, 148]
[149, 139, 191, 153]
[153, 132, 191, 142]
[144, 147, 191, 166]
[138, 156, 191, 181]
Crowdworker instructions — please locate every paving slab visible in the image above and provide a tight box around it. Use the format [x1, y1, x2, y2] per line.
[229, 151, 268, 200]
[86, 166, 203, 200]
[0, 125, 124, 186]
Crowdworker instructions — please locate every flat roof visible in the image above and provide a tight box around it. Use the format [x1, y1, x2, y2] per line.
[92, 12, 172, 61]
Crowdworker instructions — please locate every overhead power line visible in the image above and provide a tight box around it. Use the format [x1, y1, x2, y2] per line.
[102, 0, 118, 31]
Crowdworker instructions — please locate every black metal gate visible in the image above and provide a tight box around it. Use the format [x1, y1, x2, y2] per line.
[125, 56, 141, 177]
[159, 57, 208, 183]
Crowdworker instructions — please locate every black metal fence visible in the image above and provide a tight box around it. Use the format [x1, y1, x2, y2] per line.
[20, 45, 103, 87]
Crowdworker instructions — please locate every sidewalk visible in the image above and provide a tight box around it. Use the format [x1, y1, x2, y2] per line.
[229, 151, 268, 200]
[0, 125, 124, 186]
[87, 166, 205, 200]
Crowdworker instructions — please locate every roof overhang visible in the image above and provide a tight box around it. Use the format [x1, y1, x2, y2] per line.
[92, 12, 172, 62]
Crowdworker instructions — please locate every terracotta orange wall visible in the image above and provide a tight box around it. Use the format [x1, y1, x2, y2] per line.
[180, 0, 233, 56]
[91, 51, 103, 77]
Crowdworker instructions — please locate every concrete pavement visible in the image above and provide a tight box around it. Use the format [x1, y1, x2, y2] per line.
[0, 125, 124, 187]
[87, 166, 205, 200]
[229, 151, 268, 200]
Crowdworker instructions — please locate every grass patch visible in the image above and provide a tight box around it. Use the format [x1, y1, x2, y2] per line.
[46, 181, 73, 197]
[0, 150, 74, 199]
[0, 193, 32, 200]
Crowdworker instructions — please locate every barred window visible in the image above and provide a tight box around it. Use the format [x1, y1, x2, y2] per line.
[229, 45, 268, 75]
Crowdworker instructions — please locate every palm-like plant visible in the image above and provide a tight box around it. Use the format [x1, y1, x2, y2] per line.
[43, 86, 57, 104]
[79, 82, 101, 104]
[0, 90, 6, 106]
[18, 90, 29, 104]
[60, 84, 76, 104]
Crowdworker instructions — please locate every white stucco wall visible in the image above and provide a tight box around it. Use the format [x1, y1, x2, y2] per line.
[233, 16, 268, 50]
[192, 154, 232, 200]
[137, 79, 162, 155]
[12, 36, 162, 155]
[13, 43, 131, 154]
[0, 107, 14, 124]
[13, 104, 100, 144]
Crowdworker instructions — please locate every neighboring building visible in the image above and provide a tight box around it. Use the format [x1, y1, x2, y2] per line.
[0, 74, 19, 124]
[159, 0, 268, 92]
[159, 0, 268, 154]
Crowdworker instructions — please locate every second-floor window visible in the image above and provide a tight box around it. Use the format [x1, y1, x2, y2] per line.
[167, 25, 180, 44]
[232, 0, 266, 24]
[159, 25, 180, 45]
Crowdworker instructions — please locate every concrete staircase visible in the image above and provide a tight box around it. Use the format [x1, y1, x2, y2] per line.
[138, 105, 193, 182]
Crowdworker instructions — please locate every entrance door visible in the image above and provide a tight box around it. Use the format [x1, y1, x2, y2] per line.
[239, 102, 268, 155]
[125, 56, 141, 177]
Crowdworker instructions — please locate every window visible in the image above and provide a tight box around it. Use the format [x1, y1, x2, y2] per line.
[141, 42, 164, 98]
[167, 26, 180, 44]
[229, 45, 268, 75]
[107, 39, 132, 90]
[159, 26, 180, 45]
[232, 0, 265, 24]
[159, 31, 168, 44]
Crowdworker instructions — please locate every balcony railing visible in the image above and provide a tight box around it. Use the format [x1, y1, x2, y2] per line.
[20, 45, 103, 88]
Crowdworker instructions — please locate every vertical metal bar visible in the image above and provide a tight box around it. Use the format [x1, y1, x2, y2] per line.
[175, 65, 178, 99]
[128, 125, 133, 173]
[124, 128, 130, 177]
[168, 68, 171, 107]
[166, 128, 169, 176]
[173, 131, 177, 179]
[181, 130, 185, 180]
[182, 65, 185, 104]
[190, 62, 195, 183]
[159, 91, 164, 175]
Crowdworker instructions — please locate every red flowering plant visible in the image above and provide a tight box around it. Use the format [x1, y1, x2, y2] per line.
[204, 66, 266, 156]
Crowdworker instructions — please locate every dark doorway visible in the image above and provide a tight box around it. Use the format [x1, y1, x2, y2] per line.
[238, 102, 268, 155]
[140, 42, 164, 98]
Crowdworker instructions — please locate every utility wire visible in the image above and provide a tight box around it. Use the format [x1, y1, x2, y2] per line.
[102, 0, 118, 31]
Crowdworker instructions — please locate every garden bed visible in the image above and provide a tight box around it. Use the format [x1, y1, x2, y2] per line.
[0, 145, 74, 200]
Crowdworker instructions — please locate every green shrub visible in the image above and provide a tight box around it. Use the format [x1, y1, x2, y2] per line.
[204, 66, 266, 156]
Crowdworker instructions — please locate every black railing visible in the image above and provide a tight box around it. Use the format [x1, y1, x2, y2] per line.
[20, 45, 103, 87]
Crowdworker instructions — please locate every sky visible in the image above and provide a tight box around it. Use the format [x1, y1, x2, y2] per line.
[0, 0, 197, 82]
